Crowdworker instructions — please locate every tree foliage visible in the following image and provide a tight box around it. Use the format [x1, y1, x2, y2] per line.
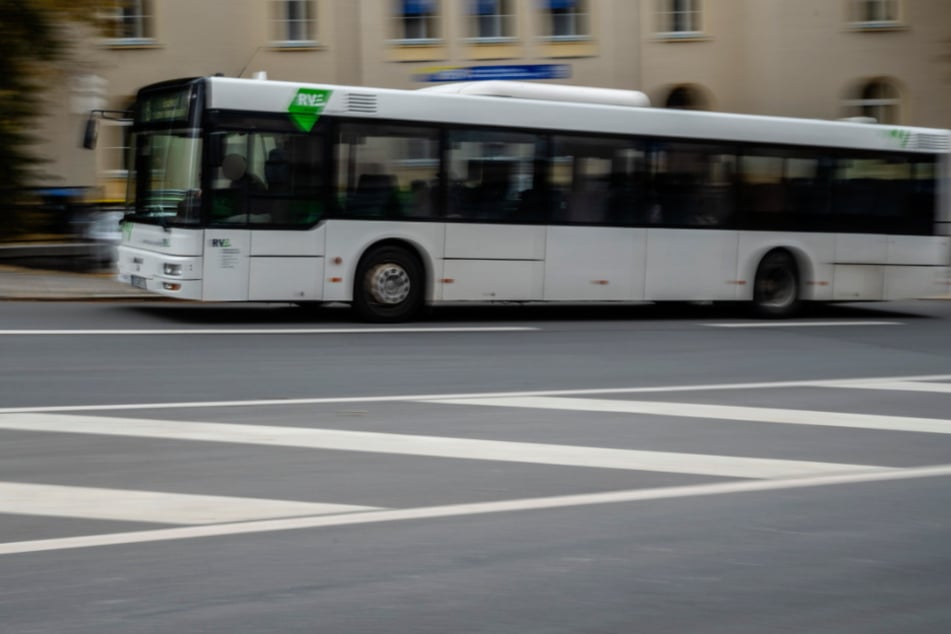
[0, 0, 101, 194]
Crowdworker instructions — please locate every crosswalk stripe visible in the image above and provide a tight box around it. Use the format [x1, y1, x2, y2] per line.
[3, 464, 951, 557]
[426, 396, 951, 435]
[0, 482, 379, 525]
[4, 373, 951, 415]
[705, 321, 902, 328]
[0, 413, 886, 480]
[820, 380, 951, 394]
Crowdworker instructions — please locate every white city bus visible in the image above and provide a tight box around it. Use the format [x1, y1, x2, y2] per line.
[108, 75, 950, 321]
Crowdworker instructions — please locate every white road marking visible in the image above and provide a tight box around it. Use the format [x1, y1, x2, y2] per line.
[2, 463, 949, 557]
[0, 482, 378, 525]
[0, 413, 885, 480]
[0, 327, 536, 336]
[821, 380, 951, 394]
[705, 321, 902, 328]
[3, 373, 951, 415]
[428, 396, 951, 435]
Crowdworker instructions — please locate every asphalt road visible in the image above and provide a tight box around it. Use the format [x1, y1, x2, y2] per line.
[1, 300, 951, 633]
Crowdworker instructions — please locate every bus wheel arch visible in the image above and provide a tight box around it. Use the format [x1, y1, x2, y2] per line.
[352, 240, 427, 322]
[752, 248, 803, 318]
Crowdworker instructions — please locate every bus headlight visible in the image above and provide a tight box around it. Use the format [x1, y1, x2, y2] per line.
[163, 263, 183, 276]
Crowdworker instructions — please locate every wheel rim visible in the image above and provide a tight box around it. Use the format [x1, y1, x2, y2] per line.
[366, 263, 411, 305]
[758, 266, 796, 308]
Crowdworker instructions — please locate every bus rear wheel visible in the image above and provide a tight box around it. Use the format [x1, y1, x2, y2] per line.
[353, 245, 424, 322]
[753, 250, 800, 318]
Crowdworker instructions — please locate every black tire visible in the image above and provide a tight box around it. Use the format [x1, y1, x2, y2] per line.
[352, 245, 424, 322]
[752, 250, 801, 318]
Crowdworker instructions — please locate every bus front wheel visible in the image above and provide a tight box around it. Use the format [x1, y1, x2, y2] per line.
[752, 250, 800, 318]
[353, 245, 424, 322]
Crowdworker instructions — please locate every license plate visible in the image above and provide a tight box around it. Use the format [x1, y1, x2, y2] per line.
[130, 275, 147, 290]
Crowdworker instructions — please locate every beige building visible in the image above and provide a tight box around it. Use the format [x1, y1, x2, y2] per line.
[41, 0, 951, 201]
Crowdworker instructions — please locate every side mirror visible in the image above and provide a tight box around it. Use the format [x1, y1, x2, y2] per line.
[82, 116, 99, 150]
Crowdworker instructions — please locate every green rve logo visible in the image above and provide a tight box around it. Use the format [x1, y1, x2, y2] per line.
[288, 88, 332, 132]
[885, 129, 911, 148]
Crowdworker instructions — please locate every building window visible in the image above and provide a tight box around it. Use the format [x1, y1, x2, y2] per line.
[850, 0, 901, 28]
[271, 0, 317, 46]
[395, 0, 440, 42]
[844, 79, 902, 124]
[469, 0, 515, 41]
[101, 0, 154, 43]
[658, 0, 701, 36]
[543, 0, 590, 40]
[101, 119, 132, 178]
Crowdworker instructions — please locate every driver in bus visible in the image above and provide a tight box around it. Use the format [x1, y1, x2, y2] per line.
[222, 153, 266, 192]
[217, 153, 267, 222]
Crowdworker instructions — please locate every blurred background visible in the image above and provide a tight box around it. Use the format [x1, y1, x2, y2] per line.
[2, 0, 950, 270]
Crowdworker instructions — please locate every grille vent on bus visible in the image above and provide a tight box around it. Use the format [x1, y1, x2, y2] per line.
[347, 93, 378, 114]
[908, 133, 950, 152]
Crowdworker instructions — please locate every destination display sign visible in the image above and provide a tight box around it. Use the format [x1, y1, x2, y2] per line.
[139, 88, 192, 123]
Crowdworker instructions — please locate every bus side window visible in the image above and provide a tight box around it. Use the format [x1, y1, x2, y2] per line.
[652, 143, 734, 227]
[447, 129, 545, 223]
[335, 122, 441, 221]
[348, 172, 401, 218]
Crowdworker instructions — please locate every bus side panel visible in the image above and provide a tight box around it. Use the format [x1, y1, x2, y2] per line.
[322, 220, 445, 303]
[883, 266, 949, 300]
[442, 260, 545, 301]
[249, 258, 324, 301]
[444, 224, 545, 260]
[645, 229, 739, 301]
[884, 236, 951, 300]
[202, 230, 251, 301]
[886, 235, 950, 266]
[832, 234, 887, 301]
[248, 227, 326, 302]
[737, 232, 835, 302]
[832, 265, 884, 301]
[543, 226, 646, 301]
[835, 234, 888, 264]
[250, 227, 325, 257]
[443, 224, 546, 301]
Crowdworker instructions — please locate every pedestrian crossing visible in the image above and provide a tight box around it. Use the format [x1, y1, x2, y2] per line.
[0, 482, 378, 525]
[0, 413, 889, 479]
[423, 395, 951, 434]
[2, 373, 950, 555]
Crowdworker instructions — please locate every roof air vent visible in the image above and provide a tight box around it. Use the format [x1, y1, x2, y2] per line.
[347, 93, 378, 114]
[908, 133, 950, 152]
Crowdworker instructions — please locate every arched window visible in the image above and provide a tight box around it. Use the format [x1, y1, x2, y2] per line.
[663, 85, 709, 110]
[844, 79, 901, 124]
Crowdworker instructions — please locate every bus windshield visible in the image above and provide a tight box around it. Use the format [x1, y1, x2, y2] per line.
[127, 129, 202, 224]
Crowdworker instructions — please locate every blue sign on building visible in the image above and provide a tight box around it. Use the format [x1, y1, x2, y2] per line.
[415, 64, 571, 83]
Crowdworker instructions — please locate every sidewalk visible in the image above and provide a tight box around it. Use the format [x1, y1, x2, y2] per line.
[0, 265, 155, 301]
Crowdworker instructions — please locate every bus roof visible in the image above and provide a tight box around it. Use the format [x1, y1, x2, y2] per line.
[202, 76, 949, 154]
